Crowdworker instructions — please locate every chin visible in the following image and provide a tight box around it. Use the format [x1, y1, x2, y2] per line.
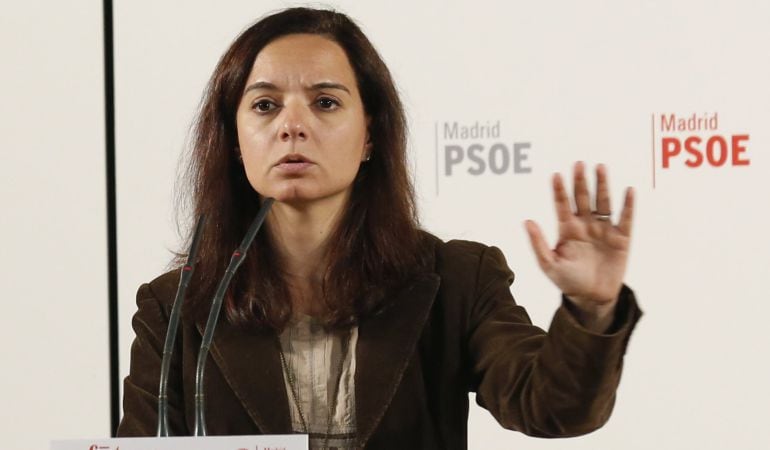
[262, 184, 352, 209]
[272, 188, 312, 204]
[261, 183, 322, 205]
[250, 175, 353, 206]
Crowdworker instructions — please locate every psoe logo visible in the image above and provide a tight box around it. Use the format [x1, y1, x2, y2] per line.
[651, 112, 750, 187]
[433, 120, 533, 194]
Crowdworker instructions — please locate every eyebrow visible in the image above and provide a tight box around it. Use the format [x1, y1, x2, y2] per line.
[243, 81, 351, 95]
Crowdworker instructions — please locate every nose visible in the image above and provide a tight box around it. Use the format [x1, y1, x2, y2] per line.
[278, 107, 308, 142]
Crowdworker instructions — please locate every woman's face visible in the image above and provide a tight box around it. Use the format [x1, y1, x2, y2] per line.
[235, 33, 370, 206]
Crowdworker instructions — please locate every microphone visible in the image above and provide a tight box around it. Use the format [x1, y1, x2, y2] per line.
[157, 214, 206, 437]
[193, 198, 275, 436]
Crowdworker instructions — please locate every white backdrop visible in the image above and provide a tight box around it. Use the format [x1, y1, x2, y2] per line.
[113, 1, 770, 449]
[1, 2, 110, 449]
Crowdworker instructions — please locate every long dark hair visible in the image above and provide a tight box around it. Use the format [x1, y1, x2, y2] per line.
[179, 7, 426, 331]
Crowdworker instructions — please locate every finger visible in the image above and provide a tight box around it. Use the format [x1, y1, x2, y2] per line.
[573, 161, 591, 216]
[524, 220, 555, 271]
[617, 187, 635, 236]
[595, 163, 611, 215]
[552, 173, 572, 222]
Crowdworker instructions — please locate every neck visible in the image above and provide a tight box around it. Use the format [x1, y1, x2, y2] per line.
[266, 194, 348, 314]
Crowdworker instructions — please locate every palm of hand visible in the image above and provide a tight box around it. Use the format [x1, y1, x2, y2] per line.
[526, 162, 634, 309]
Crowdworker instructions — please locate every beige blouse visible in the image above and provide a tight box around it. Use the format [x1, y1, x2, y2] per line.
[278, 314, 358, 450]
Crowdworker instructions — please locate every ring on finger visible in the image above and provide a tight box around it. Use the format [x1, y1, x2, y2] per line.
[591, 211, 612, 221]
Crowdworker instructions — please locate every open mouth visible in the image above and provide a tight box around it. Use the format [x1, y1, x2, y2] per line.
[274, 153, 315, 173]
[276, 153, 314, 165]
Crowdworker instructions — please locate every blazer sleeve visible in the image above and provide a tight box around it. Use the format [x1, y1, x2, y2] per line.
[117, 280, 189, 437]
[467, 245, 641, 437]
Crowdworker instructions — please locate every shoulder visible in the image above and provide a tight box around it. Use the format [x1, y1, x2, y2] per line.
[136, 269, 181, 312]
[420, 232, 515, 290]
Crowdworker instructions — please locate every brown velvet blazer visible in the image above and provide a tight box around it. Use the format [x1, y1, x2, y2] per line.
[117, 238, 641, 449]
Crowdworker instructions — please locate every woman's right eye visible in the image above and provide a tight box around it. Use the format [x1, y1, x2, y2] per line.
[253, 100, 277, 113]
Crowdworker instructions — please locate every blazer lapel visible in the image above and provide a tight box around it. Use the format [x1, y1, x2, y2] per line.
[190, 233, 442, 442]
[355, 273, 441, 447]
[195, 317, 292, 434]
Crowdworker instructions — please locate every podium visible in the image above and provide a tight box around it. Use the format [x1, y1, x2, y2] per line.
[51, 434, 308, 449]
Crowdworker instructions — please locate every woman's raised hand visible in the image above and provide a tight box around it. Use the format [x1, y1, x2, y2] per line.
[524, 162, 634, 330]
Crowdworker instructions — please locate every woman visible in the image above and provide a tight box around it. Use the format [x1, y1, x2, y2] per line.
[118, 7, 641, 450]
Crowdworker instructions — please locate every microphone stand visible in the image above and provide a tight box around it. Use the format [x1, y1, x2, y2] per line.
[157, 215, 206, 437]
[194, 198, 275, 436]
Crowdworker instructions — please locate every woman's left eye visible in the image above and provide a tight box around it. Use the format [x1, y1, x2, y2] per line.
[316, 97, 339, 110]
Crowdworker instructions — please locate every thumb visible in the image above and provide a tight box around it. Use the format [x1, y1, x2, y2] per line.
[524, 220, 555, 272]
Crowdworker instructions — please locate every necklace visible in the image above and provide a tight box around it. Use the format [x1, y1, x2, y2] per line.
[277, 326, 351, 449]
